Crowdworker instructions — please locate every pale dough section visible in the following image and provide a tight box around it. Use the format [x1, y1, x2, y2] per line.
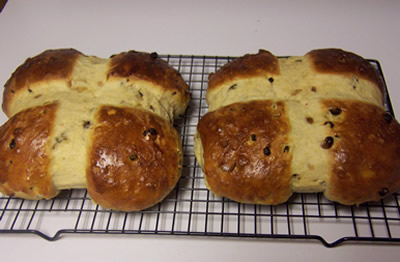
[285, 100, 330, 192]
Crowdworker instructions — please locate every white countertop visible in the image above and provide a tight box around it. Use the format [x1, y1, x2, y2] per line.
[1, 0, 400, 261]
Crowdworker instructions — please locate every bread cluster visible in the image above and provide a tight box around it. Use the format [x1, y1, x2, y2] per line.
[0, 49, 190, 211]
[195, 49, 400, 205]
[1, 48, 399, 210]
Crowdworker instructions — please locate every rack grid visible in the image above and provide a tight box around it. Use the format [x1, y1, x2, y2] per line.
[1, 54, 399, 247]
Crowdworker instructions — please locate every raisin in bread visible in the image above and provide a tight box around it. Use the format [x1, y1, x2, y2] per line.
[0, 49, 190, 211]
[195, 49, 400, 205]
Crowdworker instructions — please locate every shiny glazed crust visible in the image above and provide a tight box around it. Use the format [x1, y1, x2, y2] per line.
[2, 49, 82, 116]
[322, 100, 400, 205]
[197, 100, 292, 204]
[306, 49, 385, 96]
[0, 103, 59, 199]
[86, 106, 182, 211]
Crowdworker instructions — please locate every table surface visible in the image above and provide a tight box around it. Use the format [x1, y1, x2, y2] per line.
[1, 0, 400, 261]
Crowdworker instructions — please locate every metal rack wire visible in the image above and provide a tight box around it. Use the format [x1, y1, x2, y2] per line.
[0, 54, 399, 247]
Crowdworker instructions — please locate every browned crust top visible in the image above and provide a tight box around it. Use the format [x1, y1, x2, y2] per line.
[86, 106, 182, 211]
[307, 49, 385, 95]
[322, 99, 400, 205]
[0, 103, 59, 199]
[197, 100, 292, 204]
[208, 49, 280, 91]
[108, 51, 190, 98]
[2, 49, 82, 114]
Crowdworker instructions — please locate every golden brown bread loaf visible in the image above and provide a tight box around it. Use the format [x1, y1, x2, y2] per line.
[0, 49, 190, 211]
[195, 48, 400, 206]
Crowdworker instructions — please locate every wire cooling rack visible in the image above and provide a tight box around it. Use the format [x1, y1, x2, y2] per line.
[0, 54, 399, 247]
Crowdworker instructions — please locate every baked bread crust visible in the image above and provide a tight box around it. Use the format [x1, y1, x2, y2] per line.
[208, 49, 279, 91]
[322, 100, 400, 205]
[197, 100, 292, 204]
[108, 51, 190, 116]
[109, 51, 188, 93]
[0, 103, 59, 200]
[2, 49, 82, 116]
[87, 106, 182, 211]
[306, 49, 385, 95]
[195, 48, 400, 206]
[0, 49, 189, 211]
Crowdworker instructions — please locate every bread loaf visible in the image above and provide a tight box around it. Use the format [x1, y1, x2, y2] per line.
[195, 49, 400, 206]
[0, 49, 190, 211]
